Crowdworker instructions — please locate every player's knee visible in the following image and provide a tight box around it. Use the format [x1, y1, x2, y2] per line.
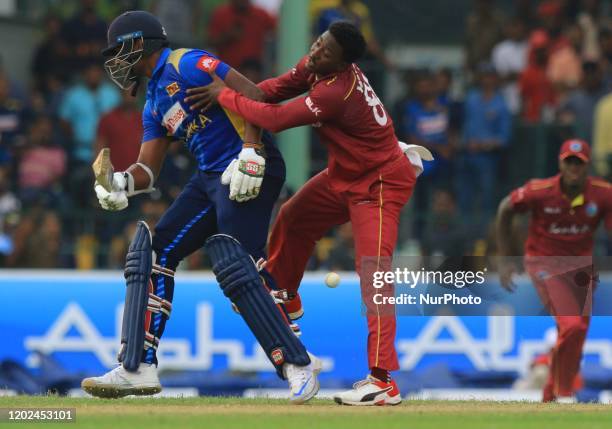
[560, 318, 589, 338]
[204, 234, 260, 300]
[273, 205, 304, 240]
[573, 319, 589, 334]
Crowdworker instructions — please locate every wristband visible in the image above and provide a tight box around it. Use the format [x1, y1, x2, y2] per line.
[124, 162, 155, 196]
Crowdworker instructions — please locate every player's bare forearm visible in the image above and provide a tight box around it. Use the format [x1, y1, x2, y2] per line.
[126, 137, 171, 190]
[185, 72, 316, 133]
[496, 195, 516, 256]
[496, 195, 521, 292]
[243, 123, 263, 148]
[185, 68, 264, 112]
[224, 68, 265, 102]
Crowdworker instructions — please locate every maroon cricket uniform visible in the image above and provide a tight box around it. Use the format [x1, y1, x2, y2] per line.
[218, 56, 416, 371]
[511, 175, 612, 256]
[509, 171, 612, 400]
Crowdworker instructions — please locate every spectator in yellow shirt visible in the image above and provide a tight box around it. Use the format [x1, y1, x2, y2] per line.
[593, 92, 612, 178]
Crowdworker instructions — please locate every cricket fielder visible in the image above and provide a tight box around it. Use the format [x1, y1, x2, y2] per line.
[497, 139, 612, 403]
[186, 21, 424, 405]
[80, 10, 320, 403]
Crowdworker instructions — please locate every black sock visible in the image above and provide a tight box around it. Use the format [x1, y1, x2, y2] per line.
[371, 367, 390, 383]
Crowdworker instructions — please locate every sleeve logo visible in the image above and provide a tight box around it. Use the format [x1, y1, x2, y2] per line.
[197, 56, 220, 73]
[305, 96, 322, 117]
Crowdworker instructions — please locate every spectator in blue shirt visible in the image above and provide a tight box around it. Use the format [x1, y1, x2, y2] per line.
[59, 62, 119, 207]
[458, 62, 511, 228]
[435, 67, 464, 134]
[403, 71, 454, 177]
[59, 62, 120, 164]
[398, 70, 455, 240]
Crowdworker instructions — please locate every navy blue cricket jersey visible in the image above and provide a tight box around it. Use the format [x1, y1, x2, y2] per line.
[142, 48, 283, 177]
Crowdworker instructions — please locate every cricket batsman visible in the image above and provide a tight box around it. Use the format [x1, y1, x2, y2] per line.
[497, 139, 612, 403]
[80, 10, 321, 403]
[186, 21, 428, 405]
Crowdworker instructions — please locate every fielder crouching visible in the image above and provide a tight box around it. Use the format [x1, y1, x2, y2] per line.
[81, 10, 321, 403]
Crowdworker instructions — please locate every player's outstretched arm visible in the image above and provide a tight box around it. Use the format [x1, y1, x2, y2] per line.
[218, 89, 321, 133]
[185, 57, 311, 108]
[187, 69, 324, 132]
[496, 195, 519, 292]
[127, 137, 172, 187]
[185, 68, 265, 111]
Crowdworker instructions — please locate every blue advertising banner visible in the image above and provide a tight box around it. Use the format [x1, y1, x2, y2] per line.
[1, 271, 611, 380]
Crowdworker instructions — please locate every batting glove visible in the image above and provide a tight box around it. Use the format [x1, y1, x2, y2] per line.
[95, 172, 129, 211]
[221, 147, 265, 202]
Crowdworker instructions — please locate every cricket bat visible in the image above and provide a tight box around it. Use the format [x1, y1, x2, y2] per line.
[92, 148, 114, 192]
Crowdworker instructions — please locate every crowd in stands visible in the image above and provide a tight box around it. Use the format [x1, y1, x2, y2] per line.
[0, 0, 278, 269]
[393, 0, 612, 265]
[0, 0, 611, 270]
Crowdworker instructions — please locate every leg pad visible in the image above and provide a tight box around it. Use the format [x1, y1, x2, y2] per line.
[204, 234, 310, 376]
[118, 221, 153, 372]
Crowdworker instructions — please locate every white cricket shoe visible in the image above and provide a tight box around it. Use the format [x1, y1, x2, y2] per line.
[556, 396, 577, 404]
[283, 353, 322, 404]
[81, 363, 161, 398]
[333, 375, 402, 406]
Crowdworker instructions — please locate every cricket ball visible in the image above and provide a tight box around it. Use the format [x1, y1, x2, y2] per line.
[325, 272, 341, 288]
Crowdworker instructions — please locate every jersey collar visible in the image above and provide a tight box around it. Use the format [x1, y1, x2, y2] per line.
[555, 174, 590, 207]
[152, 48, 171, 79]
[312, 64, 352, 87]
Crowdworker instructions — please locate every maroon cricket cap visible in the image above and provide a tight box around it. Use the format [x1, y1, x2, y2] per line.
[559, 139, 590, 162]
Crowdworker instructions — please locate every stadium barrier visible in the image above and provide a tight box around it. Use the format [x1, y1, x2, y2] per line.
[1, 271, 611, 399]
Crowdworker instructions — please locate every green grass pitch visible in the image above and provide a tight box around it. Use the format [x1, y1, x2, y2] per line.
[0, 396, 611, 429]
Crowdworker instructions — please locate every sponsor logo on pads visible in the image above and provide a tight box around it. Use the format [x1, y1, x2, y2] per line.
[271, 348, 284, 365]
